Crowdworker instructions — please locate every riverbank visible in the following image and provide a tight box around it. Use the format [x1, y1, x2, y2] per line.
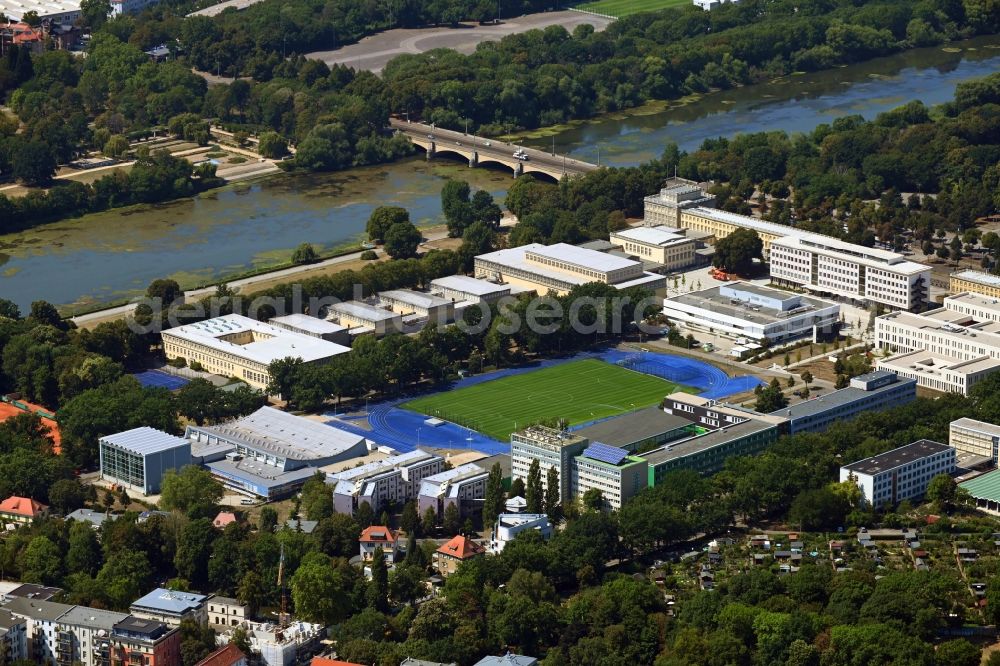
[5, 35, 1000, 315]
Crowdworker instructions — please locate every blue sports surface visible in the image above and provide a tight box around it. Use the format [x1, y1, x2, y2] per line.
[325, 349, 763, 455]
[133, 370, 191, 390]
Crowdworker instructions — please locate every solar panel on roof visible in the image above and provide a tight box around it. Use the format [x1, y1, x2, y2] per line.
[584, 442, 629, 465]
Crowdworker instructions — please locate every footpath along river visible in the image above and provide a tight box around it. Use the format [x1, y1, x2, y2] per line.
[1, 35, 999, 314]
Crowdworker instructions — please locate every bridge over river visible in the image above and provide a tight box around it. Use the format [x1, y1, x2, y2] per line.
[390, 118, 598, 180]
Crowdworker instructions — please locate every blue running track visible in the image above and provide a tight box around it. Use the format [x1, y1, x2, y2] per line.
[133, 370, 190, 390]
[324, 349, 763, 455]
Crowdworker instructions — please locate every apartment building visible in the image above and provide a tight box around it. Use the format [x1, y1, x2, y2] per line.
[950, 270, 1000, 298]
[56, 606, 129, 666]
[330, 449, 443, 515]
[839, 439, 956, 508]
[642, 180, 716, 227]
[129, 589, 207, 627]
[875, 292, 1000, 394]
[434, 535, 485, 577]
[609, 226, 697, 271]
[0, 610, 26, 663]
[109, 617, 181, 666]
[416, 463, 489, 518]
[949, 418, 1000, 464]
[206, 597, 247, 630]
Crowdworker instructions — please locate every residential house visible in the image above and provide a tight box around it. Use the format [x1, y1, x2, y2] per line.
[434, 535, 485, 577]
[359, 526, 398, 563]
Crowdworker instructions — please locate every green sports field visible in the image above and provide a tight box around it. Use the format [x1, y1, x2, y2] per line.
[401, 358, 694, 442]
[572, 0, 690, 18]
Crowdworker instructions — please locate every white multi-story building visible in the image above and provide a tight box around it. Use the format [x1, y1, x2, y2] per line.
[161, 314, 350, 391]
[429, 275, 514, 304]
[674, 207, 931, 311]
[839, 439, 956, 508]
[510, 427, 589, 503]
[377, 289, 454, 323]
[642, 180, 716, 227]
[474, 243, 666, 297]
[949, 418, 1000, 464]
[663, 281, 840, 344]
[609, 226, 697, 271]
[417, 463, 489, 518]
[875, 292, 1000, 395]
[769, 234, 930, 311]
[326, 301, 403, 337]
[56, 606, 129, 666]
[570, 444, 647, 511]
[489, 514, 552, 554]
[206, 597, 247, 631]
[330, 449, 443, 514]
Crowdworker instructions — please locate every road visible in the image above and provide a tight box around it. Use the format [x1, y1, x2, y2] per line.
[391, 118, 598, 177]
[307, 11, 613, 73]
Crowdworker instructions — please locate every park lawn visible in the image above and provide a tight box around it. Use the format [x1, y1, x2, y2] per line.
[401, 358, 694, 441]
[572, 0, 690, 18]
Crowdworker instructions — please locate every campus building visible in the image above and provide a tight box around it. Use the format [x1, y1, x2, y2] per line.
[330, 449, 444, 514]
[769, 234, 930, 311]
[416, 463, 489, 519]
[186, 407, 368, 499]
[570, 444, 648, 511]
[99, 427, 191, 495]
[642, 180, 716, 227]
[377, 289, 454, 323]
[429, 275, 513, 304]
[949, 418, 1000, 465]
[268, 314, 349, 345]
[875, 292, 1000, 395]
[474, 243, 667, 298]
[510, 427, 589, 503]
[488, 514, 552, 554]
[129, 589, 207, 627]
[161, 314, 350, 391]
[326, 301, 403, 337]
[0, 0, 82, 24]
[771, 370, 917, 434]
[663, 282, 840, 344]
[609, 226, 697, 272]
[642, 393, 786, 483]
[574, 405, 694, 453]
[839, 439, 956, 508]
[674, 207, 931, 310]
[950, 270, 1000, 298]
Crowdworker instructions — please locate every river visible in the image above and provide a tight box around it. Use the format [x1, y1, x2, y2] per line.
[2, 36, 999, 314]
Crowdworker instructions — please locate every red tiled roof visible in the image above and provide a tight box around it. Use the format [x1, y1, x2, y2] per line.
[359, 526, 397, 543]
[195, 644, 246, 666]
[311, 658, 364, 666]
[436, 534, 485, 560]
[0, 496, 47, 517]
[213, 512, 237, 528]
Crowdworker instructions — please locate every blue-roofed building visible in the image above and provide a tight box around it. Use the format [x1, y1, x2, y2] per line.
[129, 589, 208, 626]
[99, 427, 191, 495]
[473, 652, 538, 666]
[571, 444, 647, 510]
